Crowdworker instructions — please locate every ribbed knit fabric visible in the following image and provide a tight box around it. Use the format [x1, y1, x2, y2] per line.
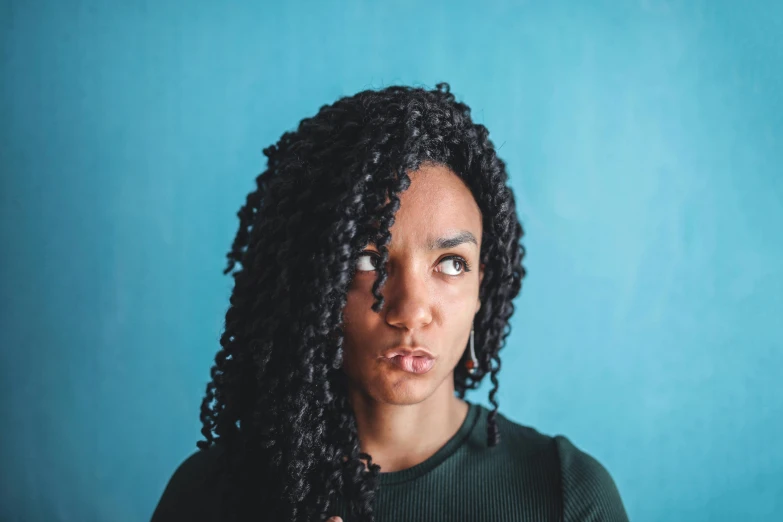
[151, 401, 629, 522]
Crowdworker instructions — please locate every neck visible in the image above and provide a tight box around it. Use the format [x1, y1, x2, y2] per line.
[346, 377, 470, 473]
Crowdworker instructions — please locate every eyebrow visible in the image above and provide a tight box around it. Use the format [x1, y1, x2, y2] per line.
[427, 231, 479, 250]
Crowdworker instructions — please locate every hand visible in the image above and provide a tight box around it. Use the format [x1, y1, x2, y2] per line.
[326, 518, 343, 522]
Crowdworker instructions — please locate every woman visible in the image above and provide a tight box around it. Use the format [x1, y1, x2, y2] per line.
[151, 83, 629, 522]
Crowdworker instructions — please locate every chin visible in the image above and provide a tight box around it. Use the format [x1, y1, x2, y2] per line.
[342, 357, 450, 406]
[376, 391, 431, 406]
[371, 376, 438, 405]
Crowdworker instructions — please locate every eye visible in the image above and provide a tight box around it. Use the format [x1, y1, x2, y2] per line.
[356, 253, 380, 272]
[355, 252, 472, 276]
[437, 256, 471, 276]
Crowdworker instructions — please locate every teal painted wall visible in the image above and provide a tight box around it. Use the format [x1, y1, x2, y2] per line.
[2, 1, 781, 520]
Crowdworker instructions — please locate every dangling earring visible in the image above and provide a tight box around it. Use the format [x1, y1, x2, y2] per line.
[465, 327, 478, 375]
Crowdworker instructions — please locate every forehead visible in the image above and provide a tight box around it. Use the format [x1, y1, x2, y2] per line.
[387, 163, 482, 247]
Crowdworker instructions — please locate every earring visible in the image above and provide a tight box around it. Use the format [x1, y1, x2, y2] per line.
[465, 327, 478, 375]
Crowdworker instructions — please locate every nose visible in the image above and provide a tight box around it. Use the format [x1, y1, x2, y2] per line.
[382, 265, 433, 331]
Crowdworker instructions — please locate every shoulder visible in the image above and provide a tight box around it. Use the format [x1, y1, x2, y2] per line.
[472, 407, 557, 462]
[554, 435, 630, 522]
[484, 408, 629, 521]
[471, 408, 563, 491]
[150, 445, 224, 522]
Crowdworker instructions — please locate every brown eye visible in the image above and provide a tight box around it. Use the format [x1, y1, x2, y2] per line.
[356, 253, 379, 272]
[438, 256, 470, 276]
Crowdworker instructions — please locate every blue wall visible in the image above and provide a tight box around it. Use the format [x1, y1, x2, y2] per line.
[2, 1, 781, 520]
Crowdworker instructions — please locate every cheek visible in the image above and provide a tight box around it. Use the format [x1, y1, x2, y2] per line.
[344, 283, 366, 315]
[342, 285, 376, 339]
[340, 286, 383, 381]
[438, 289, 478, 347]
[439, 282, 479, 316]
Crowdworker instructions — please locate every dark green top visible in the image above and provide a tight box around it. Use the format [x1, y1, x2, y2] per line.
[152, 401, 629, 521]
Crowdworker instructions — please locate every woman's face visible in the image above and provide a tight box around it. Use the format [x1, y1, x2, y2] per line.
[341, 163, 484, 405]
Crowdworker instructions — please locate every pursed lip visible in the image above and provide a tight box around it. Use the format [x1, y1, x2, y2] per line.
[381, 346, 435, 359]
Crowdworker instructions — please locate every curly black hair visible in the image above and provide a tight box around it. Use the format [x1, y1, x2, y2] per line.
[196, 82, 526, 522]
